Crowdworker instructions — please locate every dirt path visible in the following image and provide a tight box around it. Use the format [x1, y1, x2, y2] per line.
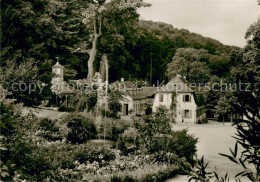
[22, 107, 68, 120]
[167, 122, 249, 182]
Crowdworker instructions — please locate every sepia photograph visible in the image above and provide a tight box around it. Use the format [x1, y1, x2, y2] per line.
[0, 0, 259, 181]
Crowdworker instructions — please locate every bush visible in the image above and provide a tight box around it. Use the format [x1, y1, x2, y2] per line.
[64, 114, 97, 144]
[98, 119, 132, 141]
[154, 151, 180, 165]
[8, 139, 53, 181]
[108, 90, 124, 118]
[168, 129, 198, 165]
[39, 118, 59, 132]
[116, 135, 128, 155]
[197, 117, 208, 124]
[0, 103, 18, 137]
[37, 118, 63, 141]
[134, 109, 172, 152]
[111, 163, 181, 182]
[74, 144, 116, 164]
[59, 105, 75, 112]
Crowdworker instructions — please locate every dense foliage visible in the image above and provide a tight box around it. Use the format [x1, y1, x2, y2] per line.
[0, 99, 199, 181]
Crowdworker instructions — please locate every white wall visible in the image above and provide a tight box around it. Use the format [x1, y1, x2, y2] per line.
[153, 92, 197, 123]
[119, 95, 133, 116]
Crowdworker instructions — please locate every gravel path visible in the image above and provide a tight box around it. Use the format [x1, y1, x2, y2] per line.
[22, 107, 68, 120]
[167, 122, 249, 182]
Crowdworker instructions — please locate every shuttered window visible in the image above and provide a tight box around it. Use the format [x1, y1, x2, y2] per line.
[182, 110, 192, 118]
[183, 95, 191, 102]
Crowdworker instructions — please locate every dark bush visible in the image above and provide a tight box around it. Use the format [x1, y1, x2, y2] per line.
[168, 129, 198, 164]
[98, 119, 132, 141]
[9, 139, 53, 181]
[39, 118, 59, 132]
[59, 105, 75, 112]
[0, 103, 17, 137]
[65, 114, 97, 144]
[198, 118, 208, 124]
[86, 92, 97, 112]
[154, 151, 180, 165]
[116, 135, 128, 155]
[37, 118, 63, 141]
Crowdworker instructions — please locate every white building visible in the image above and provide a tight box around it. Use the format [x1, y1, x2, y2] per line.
[152, 76, 205, 124]
[111, 79, 157, 116]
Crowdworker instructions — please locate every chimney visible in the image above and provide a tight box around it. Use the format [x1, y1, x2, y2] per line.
[177, 74, 181, 78]
[183, 76, 186, 80]
[121, 78, 124, 82]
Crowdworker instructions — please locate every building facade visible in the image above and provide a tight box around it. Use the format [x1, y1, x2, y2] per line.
[152, 76, 206, 124]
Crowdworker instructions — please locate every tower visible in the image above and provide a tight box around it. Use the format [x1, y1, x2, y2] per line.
[52, 61, 64, 83]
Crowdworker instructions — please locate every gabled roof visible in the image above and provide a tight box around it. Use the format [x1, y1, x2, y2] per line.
[157, 77, 193, 93]
[124, 81, 137, 89]
[126, 87, 157, 100]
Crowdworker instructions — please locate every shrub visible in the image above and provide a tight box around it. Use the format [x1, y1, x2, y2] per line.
[111, 163, 181, 182]
[154, 151, 180, 165]
[37, 118, 63, 141]
[39, 118, 59, 132]
[74, 144, 116, 164]
[0, 103, 18, 137]
[135, 111, 197, 164]
[64, 114, 97, 144]
[98, 119, 132, 141]
[59, 105, 75, 112]
[8, 139, 53, 181]
[168, 129, 198, 164]
[108, 90, 124, 118]
[198, 117, 208, 124]
[116, 135, 128, 155]
[122, 127, 138, 143]
[86, 92, 97, 112]
[65, 114, 97, 144]
[134, 108, 172, 152]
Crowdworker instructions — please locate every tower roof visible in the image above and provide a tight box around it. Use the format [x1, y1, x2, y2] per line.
[52, 61, 64, 68]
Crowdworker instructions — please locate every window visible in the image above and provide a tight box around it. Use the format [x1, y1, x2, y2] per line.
[183, 110, 192, 118]
[183, 95, 191, 102]
[159, 94, 164, 102]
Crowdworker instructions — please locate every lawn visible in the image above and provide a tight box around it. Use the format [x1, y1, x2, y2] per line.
[168, 121, 248, 182]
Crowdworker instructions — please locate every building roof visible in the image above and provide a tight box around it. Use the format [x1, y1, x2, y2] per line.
[125, 81, 137, 88]
[126, 87, 157, 100]
[111, 80, 157, 100]
[112, 80, 137, 90]
[157, 77, 193, 93]
[52, 61, 64, 68]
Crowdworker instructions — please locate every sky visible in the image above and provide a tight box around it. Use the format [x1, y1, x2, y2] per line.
[138, 0, 260, 47]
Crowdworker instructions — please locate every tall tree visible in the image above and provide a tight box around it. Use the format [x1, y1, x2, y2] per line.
[78, 0, 149, 79]
[166, 48, 210, 83]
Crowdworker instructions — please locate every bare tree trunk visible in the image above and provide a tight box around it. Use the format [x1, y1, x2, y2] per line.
[87, 17, 102, 80]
